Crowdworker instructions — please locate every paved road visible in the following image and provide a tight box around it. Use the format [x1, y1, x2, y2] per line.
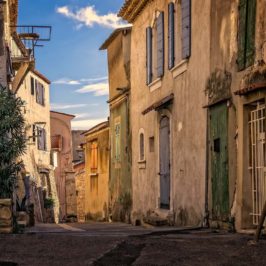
[0, 222, 266, 266]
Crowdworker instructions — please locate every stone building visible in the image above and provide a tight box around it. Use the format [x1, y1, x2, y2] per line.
[100, 27, 132, 222]
[205, 0, 266, 231]
[83, 121, 109, 221]
[16, 70, 59, 223]
[72, 130, 86, 164]
[50, 111, 76, 221]
[119, 0, 210, 226]
[74, 161, 85, 222]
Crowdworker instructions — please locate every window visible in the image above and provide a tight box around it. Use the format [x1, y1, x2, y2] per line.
[90, 141, 98, 173]
[139, 132, 145, 161]
[30, 77, 35, 95]
[115, 123, 121, 161]
[168, 0, 191, 69]
[146, 11, 165, 84]
[37, 127, 46, 151]
[36, 80, 45, 106]
[149, 136, 155, 152]
[237, 0, 256, 71]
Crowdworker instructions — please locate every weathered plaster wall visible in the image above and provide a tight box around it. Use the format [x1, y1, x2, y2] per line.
[130, 0, 210, 226]
[75, 162, 85, 222]
[50, 111, 74, 220]
[16, 71, 59, 223]
[84, 127, 109, 221]
[208, 0, 266, 230]
[106, 29, 132, 222]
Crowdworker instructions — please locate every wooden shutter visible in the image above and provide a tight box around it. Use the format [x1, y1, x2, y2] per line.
[168, 3, 175, 69]
[146, 27, 152, 84]
[32, 124, 36, 142]
[91, 142, 98, 172]
[181, 0, 191, 59]
[237, 0, 247, 71]
[246, 0, 256, 67]
[31, 77, 35, 95]
[157, 12, 165, 77]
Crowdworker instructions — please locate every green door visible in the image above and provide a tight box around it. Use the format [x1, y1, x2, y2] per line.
[210, 103, 229, 220]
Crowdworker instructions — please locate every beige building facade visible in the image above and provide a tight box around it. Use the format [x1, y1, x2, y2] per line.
[50, 111, 76, 221]
[83, 121, 109, 221]
[16, 70, 59, 223]
[119, 0, 210, 226]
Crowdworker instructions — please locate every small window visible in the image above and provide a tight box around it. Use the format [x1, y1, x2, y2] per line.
[149, 136, 155, 152]
[115, 123, 121, 161]
[90, 141, 98, 173]
[37, 127, 46, 151]
[139, 132, 145, 161]
[30, 77, 35, 95]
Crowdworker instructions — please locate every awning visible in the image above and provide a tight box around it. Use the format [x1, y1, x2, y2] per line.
[142, 93, 174, 115]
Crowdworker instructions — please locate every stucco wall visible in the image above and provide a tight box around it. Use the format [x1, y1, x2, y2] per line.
[16, 71, 59, 223]
[130, 0, 210, 226]
[84, 127, 109, 221]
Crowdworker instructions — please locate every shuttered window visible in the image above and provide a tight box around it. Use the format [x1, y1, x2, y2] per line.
[36, 81, 45, 106]
[115, 123, 121, 161]
[181, 0, 191, 59]
[37, 127, 46, 151]
[237, 0, 256, 71]
[91, 141, 98, 173]
[157, 12, 164, 77]
[168, 3, 175, 69]
[139, 133, 145, 161]
[146, 27, 153, 84]
[31, 77, 35, 95]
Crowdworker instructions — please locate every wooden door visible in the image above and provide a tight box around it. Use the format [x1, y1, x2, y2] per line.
[210, 103, 229, 220]
[159, 116, 170, 209]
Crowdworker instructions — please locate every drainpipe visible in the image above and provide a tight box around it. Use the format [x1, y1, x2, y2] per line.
[204, 108, 210, 228]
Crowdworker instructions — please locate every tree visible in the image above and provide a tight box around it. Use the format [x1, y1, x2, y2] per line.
[0, 85, 26, 199]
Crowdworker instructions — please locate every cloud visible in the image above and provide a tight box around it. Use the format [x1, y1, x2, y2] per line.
[50, 103, 89, 110]
[76, 82, 109, 96]
[56, 5, 128, 29]
[53, 78, 81, 85]
[80, 77, 108, 83]
[71, 118, 107, 130]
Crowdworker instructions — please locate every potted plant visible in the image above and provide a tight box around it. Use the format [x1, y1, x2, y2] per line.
[0, 86, 26, 233]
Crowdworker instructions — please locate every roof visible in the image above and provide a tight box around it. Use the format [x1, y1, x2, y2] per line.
[99, 26, 132, 50]
[118, 0, 152, 23]
[31, 69, 51, 84]
[50, 110, 76, 118]
[83, 121, 109, 136]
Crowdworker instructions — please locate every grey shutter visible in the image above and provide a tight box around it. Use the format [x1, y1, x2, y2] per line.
[168, 3, 175, 69]
[32, 124, 36, 142]
[237, 0, 247, 71]
[31, 77, 35, 95]
[246, 0, 256, 67]
[43, 129, 47, 150]
[41, 84, 45, 105]
[35, 81, 39, 103]
[181, 0, 191, 59]
[157, 12, 164, 77]
[37, 127, 41, 150]
[146, 27, 152, 84]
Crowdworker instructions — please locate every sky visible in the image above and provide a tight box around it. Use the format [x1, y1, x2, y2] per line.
[18, 0, 126, 129]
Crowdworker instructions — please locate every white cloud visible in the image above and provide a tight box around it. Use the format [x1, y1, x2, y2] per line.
[50, 103, 88, 110]
[80, 77, 108, 83]
[76, 82, 109, 96]
[56, 5, 128, 29]
[53, 78, 81, 85]
[71, 118, 107, 130]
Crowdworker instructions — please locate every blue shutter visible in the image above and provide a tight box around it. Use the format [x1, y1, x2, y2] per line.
[157, 12, 164, 77]
[181, 0, 191, 59]
[146, 27, 152, 84]
[168, 3, 175, 69]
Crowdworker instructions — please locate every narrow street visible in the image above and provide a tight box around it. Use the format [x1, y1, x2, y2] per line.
[0, 223, 266, 266]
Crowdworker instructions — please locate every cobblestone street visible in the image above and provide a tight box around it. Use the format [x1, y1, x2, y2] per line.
[0, 223, 266, 266]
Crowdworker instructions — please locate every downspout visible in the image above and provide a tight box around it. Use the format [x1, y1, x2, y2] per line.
[204, 108, 210, 228]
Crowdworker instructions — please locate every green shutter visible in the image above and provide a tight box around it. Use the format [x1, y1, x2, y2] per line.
[237, 0, 247, 71]
[246, 0, 256, 67]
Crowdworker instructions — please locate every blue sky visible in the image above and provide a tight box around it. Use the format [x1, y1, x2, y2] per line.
[19, 0, 126, 129]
